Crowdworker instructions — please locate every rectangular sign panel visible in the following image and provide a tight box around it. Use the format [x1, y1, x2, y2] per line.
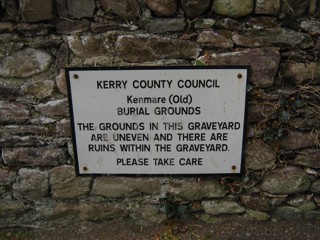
[66, 66, 248, 175]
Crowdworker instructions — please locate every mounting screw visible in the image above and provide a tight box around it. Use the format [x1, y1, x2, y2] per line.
[83, 166, 88, 171]
[74, 74, 79, 79]
[231, 165, 237, 170]
[237, 74, 242, 79]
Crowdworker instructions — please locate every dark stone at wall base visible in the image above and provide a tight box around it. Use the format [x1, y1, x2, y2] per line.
[274, 206, 303, 219]
[181, 0, 211, 19]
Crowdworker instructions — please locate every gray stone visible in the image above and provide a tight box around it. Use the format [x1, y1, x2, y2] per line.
[255, 0, 280, 15]
[21, 80, 54, 99]
[55, 20, 90, 34]
[280, 131, 315, 151]
[0, 200, 28, 216]
[0, 48, 53, 78]
[304, 210, 320, 220]
[197, 31, 234, 48]
[67, 34, 112, 58]
[310, 181, 320, 194]
[287, 195, 317, 211]
[0, 101, 29, 124]
[168, 178, 227, 200]
[100, 0, 141, 20]
[20, 0, 54, 22]
[144, 0, 177, 17]
[292, 149, 320, 169]
[301, 21, 320, 36]
[16, 23, 53, 36]
[146, 18, 185, 33]
[245, 139, 276, 170]
[246, 17, 278, 29]
[79, 203, 128, 221]
[275, 206, 303, 219]
[194, 18, 216, 29]
[240, 195, 271, 211]
[281, 62, 320, 84]
[0, 22, 14, 33]
[212, 0, 254, 17]
[2, 147, 67, 167]
[232, 28, 313, 49]
[0, 169, 16, 185]
[42, 202, 79, 220]
[291, 117, 320, 131]
[35, 98, 69, 117]
[1, 125, 49, 136]
[13, 168, 49, 201]
[56, 0, 69, 18]
[215, 18, 243, 30]
[116, 34, 201, 63]
[90, 21, 134, 33]
[66, 0, 95, 19]
[3, 0, 19, 21]
[181, 0, 211, 19]
[202, 200, 245, 215]
[197, 48, 280, 88]
[50, 165, 91, 199]
[281, 0, 310, 16]
[92, 177, 161, 198]
[56, 68, 68, 95]
[131, 204, 167, 226]
[261, 166, 311, 195]
[56, 119, 71, 137]
[247, 210, 269, 220]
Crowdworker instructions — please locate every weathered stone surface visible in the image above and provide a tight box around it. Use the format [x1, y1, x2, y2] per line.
[194, 18, 216, 29]
[79, 203, 128, 221]
[287, 195, 317, 211]
[117, 35, 201, 63]
[245, 139, 276, 170]
[281, 62, 320, 84]
[100, 0, 141, 20]
[247, 210, 270, 220]
[0, 101, 29, 124]
[92, 177, 161, 198]
[261, 166, 311, 195]
[241, 195, 271, 211]
[202, 200, 245, 215]
[0, 200, 28, 216]
[2, 147, 67, 167]
[198, 30, 234, 48]
[0, 22, 14, 33]
[301, 21, 320, 36]
[3, 0, 19, 21]
[280, 131, 315, 150]
[55, 20, 90, 34]
[42, 202, 79, 220]
[255, 0, 280, 15]
[16, 23, 52, 36]
[274, 206, 303, 219]
[310, 181, 320, 194]
[216, 18, 243, 30]
[181, 0, 211, 19]
[56, 119, 71, 137]
[21, 80, 54, 99]
[168, 178, 227, 200]
[145, 0, 177, 17]
[197, 48, 280, 88]
[212, 0, 254, 17]
[1, 125, 49, 136]
[0, 169, 16, 185]
[291, 117, 320, 131]
[292, 149, 320, 168]
[232, 28, 313, 49]
[56, 68, 68, 95]
[246, 17, 278, 29]
[131, 204, 167, 226]
[305, 210, 320, 220]
[13, 168, 49, 201]
[35, 98, 69, 117]
[67, 34, 111, 58]
[90, 21, 135, 33]
[50, 165, 91, 199]
[56, 0, 69, 18]
[146, 18, 185, 33]
[281, 0, 310, 16]
[66, 0, 95, 19]
[0, 48, 53, 78]
[20, 0, 54, 22]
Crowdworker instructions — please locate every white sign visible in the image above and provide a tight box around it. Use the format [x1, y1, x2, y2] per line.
[66, 67, 248, 175]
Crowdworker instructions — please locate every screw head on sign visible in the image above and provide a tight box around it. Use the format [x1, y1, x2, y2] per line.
[237, 74, 242, 79]
[74, 74, 79, 79]
[83, 166, 88, 171]
[232, 165, 237, 170]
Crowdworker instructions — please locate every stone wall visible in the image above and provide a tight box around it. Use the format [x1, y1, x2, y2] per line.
[0, 0, 320, 226]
